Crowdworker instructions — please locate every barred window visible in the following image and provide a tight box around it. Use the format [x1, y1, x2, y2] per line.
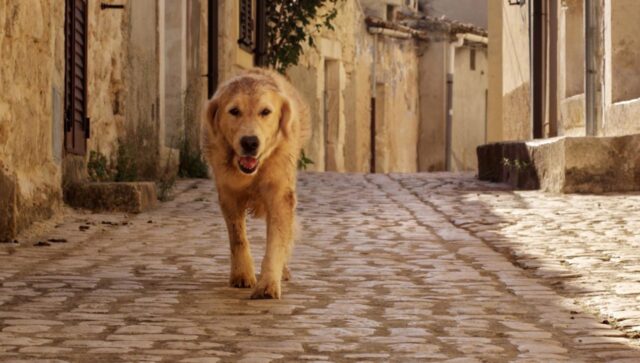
[238, 0, 254, 51]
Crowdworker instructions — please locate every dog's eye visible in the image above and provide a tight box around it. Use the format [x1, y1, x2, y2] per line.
[260, 108, 271, 117]
[229, 107, 240, 116]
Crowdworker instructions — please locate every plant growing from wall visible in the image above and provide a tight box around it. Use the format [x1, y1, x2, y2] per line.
[297, 149, 315, 170]
[264, 0, 341, 170]
[114, 141, 138, 182]
[87, 151, 112, 182]
[179, 139, 209, 179]
[265, 0, 340, 74]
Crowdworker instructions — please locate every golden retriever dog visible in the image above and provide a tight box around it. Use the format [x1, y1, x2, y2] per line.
[201, 68, 310, 299]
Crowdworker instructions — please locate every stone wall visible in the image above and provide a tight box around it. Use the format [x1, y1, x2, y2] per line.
[290, 1, 420, 173]
[492, 0, 640, 141]
[0, 0, 163, 239]
[86, 1, 127, 161]
[0, 0, 65, 240]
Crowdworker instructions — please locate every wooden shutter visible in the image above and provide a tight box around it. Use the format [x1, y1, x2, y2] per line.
[238, 0, 254, 51]
[64, 0, 89, 155]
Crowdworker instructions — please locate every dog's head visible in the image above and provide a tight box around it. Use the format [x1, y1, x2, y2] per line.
[204, 75, 292, 175]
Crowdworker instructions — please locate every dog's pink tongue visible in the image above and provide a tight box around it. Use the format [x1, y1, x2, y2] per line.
[239, 156, 258, 169]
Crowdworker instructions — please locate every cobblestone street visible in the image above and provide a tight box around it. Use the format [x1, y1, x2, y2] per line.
[1, 173, 640, 362]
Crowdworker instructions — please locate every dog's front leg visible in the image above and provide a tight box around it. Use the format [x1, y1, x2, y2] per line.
[251, 189, 295, 299]
[220, 197, 257, 288]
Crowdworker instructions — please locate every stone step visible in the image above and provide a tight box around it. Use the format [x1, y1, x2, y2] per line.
[477, 134, 640, 193]
[65, 182, 158, 213]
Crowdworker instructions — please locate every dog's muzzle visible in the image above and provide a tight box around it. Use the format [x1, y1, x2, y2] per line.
[238, 156, 259, 174]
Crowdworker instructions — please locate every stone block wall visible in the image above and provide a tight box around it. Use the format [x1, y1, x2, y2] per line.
[0, 0, 65, 240]
[290, 1, 420, 173]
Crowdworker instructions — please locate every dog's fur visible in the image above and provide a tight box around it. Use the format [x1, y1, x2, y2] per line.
[201, 68, 310, 299]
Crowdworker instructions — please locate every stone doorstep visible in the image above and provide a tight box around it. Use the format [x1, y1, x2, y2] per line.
[477, 133, 640, 193]
[65, 182, 158, 214]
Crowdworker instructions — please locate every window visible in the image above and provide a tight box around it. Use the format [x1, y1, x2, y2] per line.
[470, 48, 476, 71]
[386, 5, 395, 22]
[238, 0, 254, 52]
[64, 0, 89, 155]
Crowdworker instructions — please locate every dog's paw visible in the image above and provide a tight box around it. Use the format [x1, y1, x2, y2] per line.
[282, 265, 291, 282]
[250, 277, 281, 299]
[229, 272, 257, 288]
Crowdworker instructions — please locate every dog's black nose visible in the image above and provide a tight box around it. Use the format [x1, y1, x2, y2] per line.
[240, 136, 260, 155]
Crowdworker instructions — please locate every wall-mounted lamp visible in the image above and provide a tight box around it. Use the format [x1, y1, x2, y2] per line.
[508, 0, 526, 5]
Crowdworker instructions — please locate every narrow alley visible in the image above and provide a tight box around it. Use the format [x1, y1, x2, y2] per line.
[1, 173, 639, 362]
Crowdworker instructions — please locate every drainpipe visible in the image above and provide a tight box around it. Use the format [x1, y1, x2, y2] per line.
[548, 0, 558, 137]
[370, 33, 378, 173]
[532, 0, 547, 139]
[445, 33, 487, 171]
[585, 0, 597, 136]
[207, 0, 218, 98]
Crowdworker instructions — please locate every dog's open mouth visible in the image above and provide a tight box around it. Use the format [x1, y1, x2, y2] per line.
[238, 156, 259, 174]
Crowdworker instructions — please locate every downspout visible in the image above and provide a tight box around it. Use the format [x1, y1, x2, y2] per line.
[445, 33, 487, 171]
[585, 0, 597, 136]
[548, 0, 558, 137]
[370, 33, 377, 173]
[532, 0, 547, 139]
[207, 0, 218, 98]
[445, 36, 463, 171]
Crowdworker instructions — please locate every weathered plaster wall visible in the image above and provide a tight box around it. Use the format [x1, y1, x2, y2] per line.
[487, 1, 531, 142]
[451, 47, 488, 171]
[605, 99, 640, 136]
[600, 0, 640, 137]
[183, 0, 209, 157]
[610, 0, 640, 104]
[418, 41, 447, 171]
[124, 0, 161, 179]
[0, 0, 64, 239]
[500, 3, 530, 141]
[556, 0, 640, 138]
[86, 1, 128, 162]
[559, 95, 585, 136]
[291, 1, 419, 173]
[556, 0, 586, 137]
[375, 37, 420, 173]
[563, 0, 584, 98]
[289, 0, 372, 173]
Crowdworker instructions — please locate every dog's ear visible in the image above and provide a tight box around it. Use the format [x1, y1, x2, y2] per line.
[203, 96, 220, 134]
[279, 97, 293, 139]
[200, 96, 219, 154]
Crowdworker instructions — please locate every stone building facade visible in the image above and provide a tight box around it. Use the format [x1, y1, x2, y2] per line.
[0, 0, 211, 240]
[290, 0, 488, 173]
[488, 0, 640, 141]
